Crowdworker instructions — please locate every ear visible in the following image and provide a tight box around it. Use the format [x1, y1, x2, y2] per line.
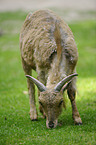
[26, 75, 47, 92]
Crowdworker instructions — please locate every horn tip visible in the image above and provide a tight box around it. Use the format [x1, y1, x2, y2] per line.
[74, 73, 78, 76]
[26, 75, 31, 78]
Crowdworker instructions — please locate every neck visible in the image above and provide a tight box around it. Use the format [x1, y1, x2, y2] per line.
[46, 54, 66, 89]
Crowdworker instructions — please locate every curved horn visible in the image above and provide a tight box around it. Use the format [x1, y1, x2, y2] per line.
[54, 73, 78, 92]
[61, 80, 72, 93]
[26, 75, 47, 92]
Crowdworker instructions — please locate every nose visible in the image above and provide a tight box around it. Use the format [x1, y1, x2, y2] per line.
[48, 121, 54, 128]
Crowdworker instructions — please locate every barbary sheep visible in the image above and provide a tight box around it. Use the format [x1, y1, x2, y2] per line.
[20, 9, 82, 128]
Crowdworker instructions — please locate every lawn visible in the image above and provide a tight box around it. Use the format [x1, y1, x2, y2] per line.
[0, 11, 96, 145]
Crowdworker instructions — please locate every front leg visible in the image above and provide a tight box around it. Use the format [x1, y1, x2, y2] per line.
[22, 58, 38, 120]
[37, 68, 46, 119]
[67, 82, 82, 125]
[27, 78, 38, 121]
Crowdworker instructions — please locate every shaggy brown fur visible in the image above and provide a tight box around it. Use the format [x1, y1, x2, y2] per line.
[20, 9, 82, 128]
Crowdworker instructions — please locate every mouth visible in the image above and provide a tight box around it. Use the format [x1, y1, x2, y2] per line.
[48, 121, 54, 128]
[46, 120, 58, 129]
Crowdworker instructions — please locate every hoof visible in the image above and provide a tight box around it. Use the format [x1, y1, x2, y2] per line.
[75, 122, 82, 125]
[73, 116, 82, 125]
[29, 110, 38, 121]
[31, 119, 38, 121]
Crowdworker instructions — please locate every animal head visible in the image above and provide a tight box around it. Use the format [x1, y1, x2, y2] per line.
[26, 73, 78, 128]
[39, 90, 64, 128]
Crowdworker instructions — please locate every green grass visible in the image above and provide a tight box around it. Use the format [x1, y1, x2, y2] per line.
[0, 11, 96, 145]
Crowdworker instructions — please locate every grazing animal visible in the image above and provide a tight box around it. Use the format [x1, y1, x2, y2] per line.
[20, 9, 82, 128]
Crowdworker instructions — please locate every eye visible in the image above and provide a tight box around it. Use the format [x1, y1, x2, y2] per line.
[39, 101, 43, 107]
[58, 100, 63, 107]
